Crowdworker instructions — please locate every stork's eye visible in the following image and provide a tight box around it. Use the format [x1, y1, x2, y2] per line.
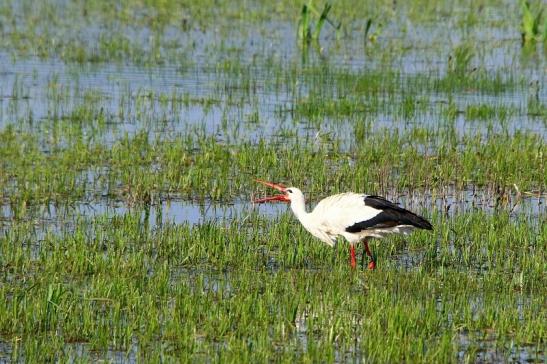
[287, 189, 293, 193]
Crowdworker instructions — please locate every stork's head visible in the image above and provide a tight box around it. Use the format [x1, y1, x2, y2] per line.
[253, 179, 303, 204]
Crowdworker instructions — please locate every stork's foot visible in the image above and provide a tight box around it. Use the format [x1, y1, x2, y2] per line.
[364, 239, 376, 270]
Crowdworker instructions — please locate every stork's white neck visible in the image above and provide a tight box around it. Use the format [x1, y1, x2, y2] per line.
[289, 194, 309, 223]
[286, 189, 335, 246]
[282, 187, 313, 229]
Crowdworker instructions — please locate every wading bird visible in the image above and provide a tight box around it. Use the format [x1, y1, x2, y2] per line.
[253, 179, 433, 269]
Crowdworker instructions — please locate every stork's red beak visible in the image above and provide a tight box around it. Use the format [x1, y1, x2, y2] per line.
[253, 179, 290, 203]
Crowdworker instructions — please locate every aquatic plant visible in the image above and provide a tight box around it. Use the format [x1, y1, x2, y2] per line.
[520, 0, 547, 44]
[297, 1, 339, 45]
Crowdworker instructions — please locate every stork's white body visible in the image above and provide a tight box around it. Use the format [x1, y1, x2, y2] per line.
[288, 191, 418, 247]
[254, 180, 432, 269]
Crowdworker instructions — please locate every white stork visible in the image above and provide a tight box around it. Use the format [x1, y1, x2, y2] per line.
[253, 179, 433, 269]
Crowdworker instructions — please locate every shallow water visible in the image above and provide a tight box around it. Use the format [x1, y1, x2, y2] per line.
[1, 187, 544, 238]
[1, 30, 545, 147]
[456, 330, 544, 363]
[0, 198, 286, 232]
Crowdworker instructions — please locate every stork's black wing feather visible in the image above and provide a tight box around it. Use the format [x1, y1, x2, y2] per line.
[345, 195, 433, 233]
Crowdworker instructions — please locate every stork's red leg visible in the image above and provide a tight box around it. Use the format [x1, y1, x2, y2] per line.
[350, 245, 357, 269]
[364, 240, 376, 270]
[361, 245, 367, 269]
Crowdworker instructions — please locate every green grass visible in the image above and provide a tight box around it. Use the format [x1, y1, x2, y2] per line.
[0, 211, 544, 362]
[0, 126, 544, 206]
[520, 0, 547, 44]
[464, 103, 514, 121]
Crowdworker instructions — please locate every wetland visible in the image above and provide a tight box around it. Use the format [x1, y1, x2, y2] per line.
[0, 0, 545, 362]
